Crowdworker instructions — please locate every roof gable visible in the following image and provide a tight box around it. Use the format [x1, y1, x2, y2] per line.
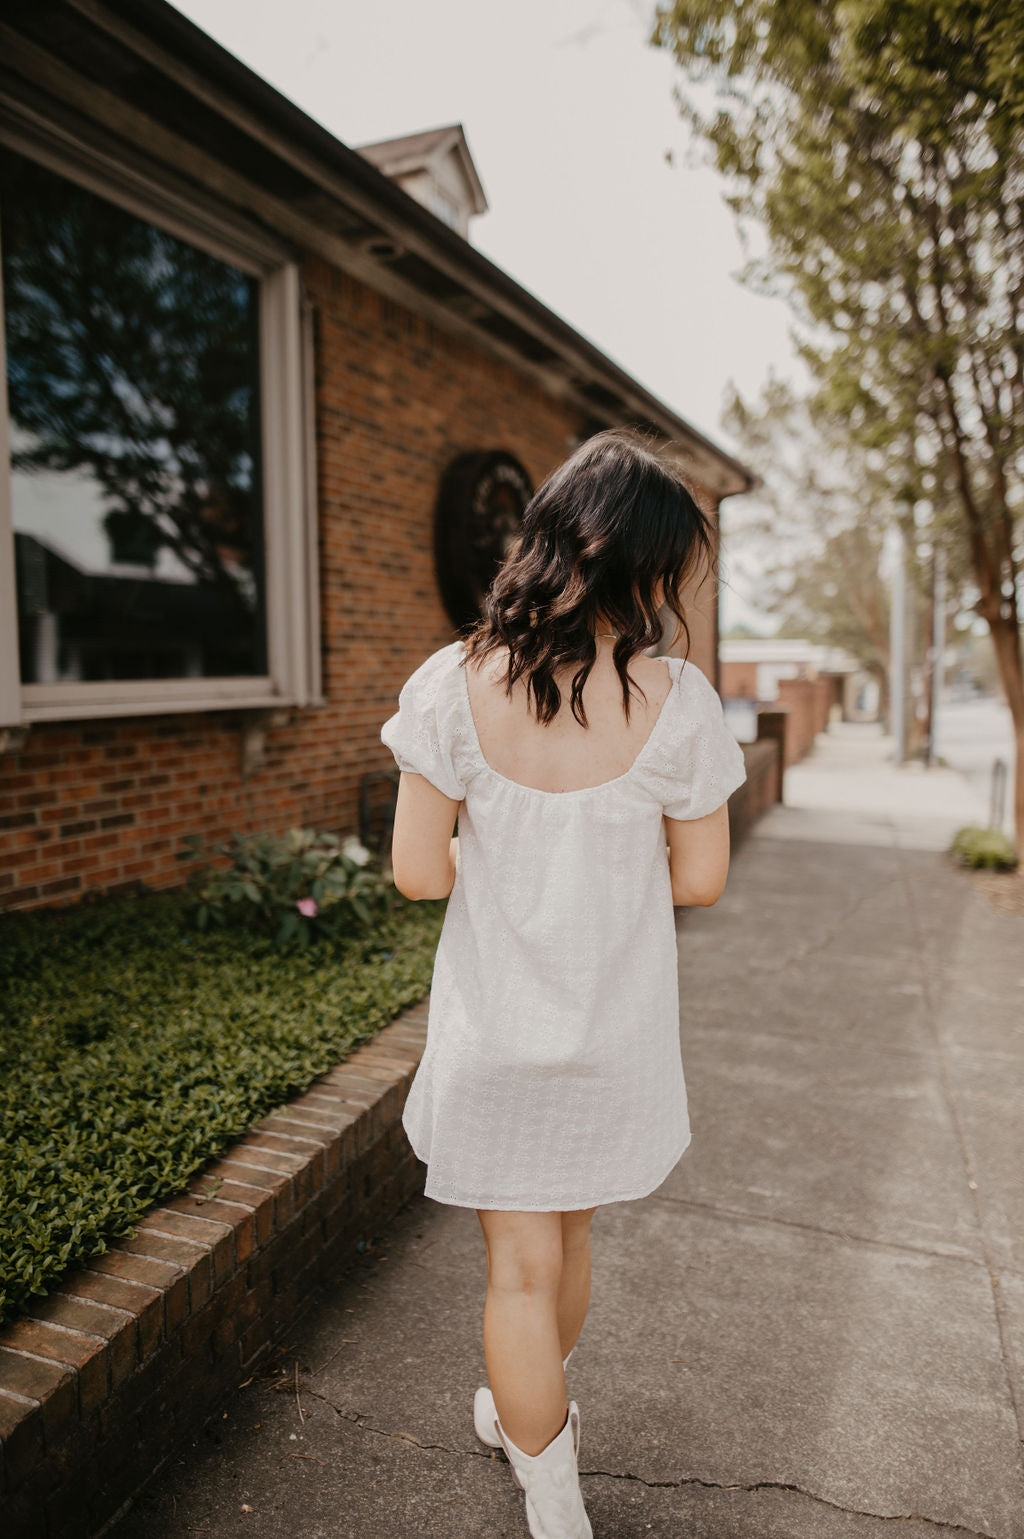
[355, 123, 488, 235]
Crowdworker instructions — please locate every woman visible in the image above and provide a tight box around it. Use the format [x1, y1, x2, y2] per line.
[380, 427, 747, 1538]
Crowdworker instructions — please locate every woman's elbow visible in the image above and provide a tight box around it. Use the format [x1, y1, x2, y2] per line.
[670, 868, 730, 908]
[672, 886, 723, 909]
[392, 871, 429, 901]
[390, 863, 452, 902]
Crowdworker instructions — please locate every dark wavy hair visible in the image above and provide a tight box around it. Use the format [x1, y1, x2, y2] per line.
[461, 427, 717, 728]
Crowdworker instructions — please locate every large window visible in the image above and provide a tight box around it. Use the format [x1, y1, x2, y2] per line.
[0, 131, 320, 724]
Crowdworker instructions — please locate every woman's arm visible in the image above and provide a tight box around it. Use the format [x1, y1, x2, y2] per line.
[389, 771, 462, 900]
[664, 801, 731, 907]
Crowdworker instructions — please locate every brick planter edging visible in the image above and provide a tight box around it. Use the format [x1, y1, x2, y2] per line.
[0, 999, 429, 1539]
[729, 740, 780, 844]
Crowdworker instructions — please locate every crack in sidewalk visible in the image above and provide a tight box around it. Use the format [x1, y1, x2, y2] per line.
[648, 1188, 988, 1267]
[302, 1382, 499, 1460]
[583, 1466, 996, 1534]
[301, 1384, 995, 1536]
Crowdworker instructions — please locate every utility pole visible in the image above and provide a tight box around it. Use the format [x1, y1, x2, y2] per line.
[890, 524, 907, 765]
[925, 547, 946, 766]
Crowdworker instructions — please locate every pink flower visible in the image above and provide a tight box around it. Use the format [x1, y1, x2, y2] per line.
[296, 897, 318, 918]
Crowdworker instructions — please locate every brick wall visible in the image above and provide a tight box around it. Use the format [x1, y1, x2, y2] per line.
[728, 740, 781, 844]
[720, 659, 759, 699]
[1, 256, 720, 912]
[776, 677, 834, 766]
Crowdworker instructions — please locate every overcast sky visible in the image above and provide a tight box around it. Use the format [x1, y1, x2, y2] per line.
[172, 0, 796, 630]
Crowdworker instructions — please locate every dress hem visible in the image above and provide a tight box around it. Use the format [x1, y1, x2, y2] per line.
[408, 1129, 693, 1212]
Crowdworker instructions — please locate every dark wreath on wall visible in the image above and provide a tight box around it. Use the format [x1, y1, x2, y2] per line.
[433, 449, 535, 632]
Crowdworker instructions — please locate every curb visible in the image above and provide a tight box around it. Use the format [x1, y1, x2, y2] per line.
[0, 1000, 429, 1539]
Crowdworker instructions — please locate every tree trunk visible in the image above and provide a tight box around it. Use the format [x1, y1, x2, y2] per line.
[986, 614, 1024, 852]
[873, 666, 887, 730]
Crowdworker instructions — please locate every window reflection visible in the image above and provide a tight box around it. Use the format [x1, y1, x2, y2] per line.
[1, 149, 267, 683]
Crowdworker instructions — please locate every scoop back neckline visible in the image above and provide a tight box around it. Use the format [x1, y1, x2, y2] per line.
[456, 639, 681, 799]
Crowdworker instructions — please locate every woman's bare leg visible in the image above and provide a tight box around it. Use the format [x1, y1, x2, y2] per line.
[477, 1209, 566, 1455]
[557, 1206, 598, 1360]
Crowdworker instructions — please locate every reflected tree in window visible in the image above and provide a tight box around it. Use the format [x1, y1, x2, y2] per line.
[1, 150, 267, 681]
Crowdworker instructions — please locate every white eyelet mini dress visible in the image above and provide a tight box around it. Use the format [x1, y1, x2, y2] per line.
[380, 639, 748, 1211]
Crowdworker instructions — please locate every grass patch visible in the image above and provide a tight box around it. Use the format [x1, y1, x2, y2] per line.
[0, 886, 444, 1327]
[949, 825, 1019, 871]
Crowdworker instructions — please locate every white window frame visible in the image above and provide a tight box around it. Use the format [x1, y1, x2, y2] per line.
[0, 111, 322, 726]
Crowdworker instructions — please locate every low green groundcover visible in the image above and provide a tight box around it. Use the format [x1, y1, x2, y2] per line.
[0, 888, 445, 1328]
[949, 825, 1019, 871]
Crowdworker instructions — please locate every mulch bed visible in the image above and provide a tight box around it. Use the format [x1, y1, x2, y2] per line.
[969, 867, 1024, 918]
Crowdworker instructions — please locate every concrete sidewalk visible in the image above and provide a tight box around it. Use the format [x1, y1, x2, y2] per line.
[109, 724, 1024, 1538]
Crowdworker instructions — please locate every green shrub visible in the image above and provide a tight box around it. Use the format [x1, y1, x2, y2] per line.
[949, 825, 1019, 871]
[0, 885, 444, 1327]
[176, 826, 394, 947]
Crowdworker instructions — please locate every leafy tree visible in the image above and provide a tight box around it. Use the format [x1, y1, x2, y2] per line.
[721, 373, 939, 728]
[651, 0, 1024, 846]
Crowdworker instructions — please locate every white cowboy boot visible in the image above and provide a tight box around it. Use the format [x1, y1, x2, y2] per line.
[474, 1349, 574, 1449]
[495, 1399, 593, 1539]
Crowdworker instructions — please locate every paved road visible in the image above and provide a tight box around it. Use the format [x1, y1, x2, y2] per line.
[109, 725, 1024, 1538]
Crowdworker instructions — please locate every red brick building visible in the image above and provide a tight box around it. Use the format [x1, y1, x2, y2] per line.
[0, 0, 756, 913]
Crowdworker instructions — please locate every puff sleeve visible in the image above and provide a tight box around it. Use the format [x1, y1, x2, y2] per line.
[648, 661, 747, 821]
[380, 643, 468, 802]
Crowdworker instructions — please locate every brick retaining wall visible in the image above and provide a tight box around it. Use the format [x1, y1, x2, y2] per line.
[728, 740, 780, 846]
[776, 677, 833, 766]
[0, 1003, 429, 1539]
